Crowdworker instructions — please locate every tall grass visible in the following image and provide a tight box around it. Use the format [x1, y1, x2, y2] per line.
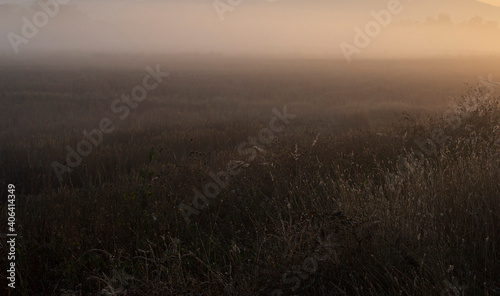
[0, 59, 499, 295]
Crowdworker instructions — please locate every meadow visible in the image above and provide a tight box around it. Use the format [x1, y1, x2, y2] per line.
[0, 55, 499, 295]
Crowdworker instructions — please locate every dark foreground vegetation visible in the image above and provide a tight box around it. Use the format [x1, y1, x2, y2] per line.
[0, 57, 499, 295]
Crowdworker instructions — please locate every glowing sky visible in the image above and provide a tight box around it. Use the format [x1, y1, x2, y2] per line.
[477, 0, 500, 7]
[1, 0, 499, 58]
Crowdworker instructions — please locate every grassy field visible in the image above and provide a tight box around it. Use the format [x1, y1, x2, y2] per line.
[0, 56, 499, 295]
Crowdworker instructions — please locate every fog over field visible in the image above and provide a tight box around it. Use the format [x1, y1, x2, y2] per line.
[1, 1, 500, 295]
[1, 0, 500, 57]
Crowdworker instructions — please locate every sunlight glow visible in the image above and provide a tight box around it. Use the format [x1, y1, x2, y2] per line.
[477, 0, 500, 7]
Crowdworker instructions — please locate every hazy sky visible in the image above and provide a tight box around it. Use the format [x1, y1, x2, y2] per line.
[1, 0, 500, 58]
